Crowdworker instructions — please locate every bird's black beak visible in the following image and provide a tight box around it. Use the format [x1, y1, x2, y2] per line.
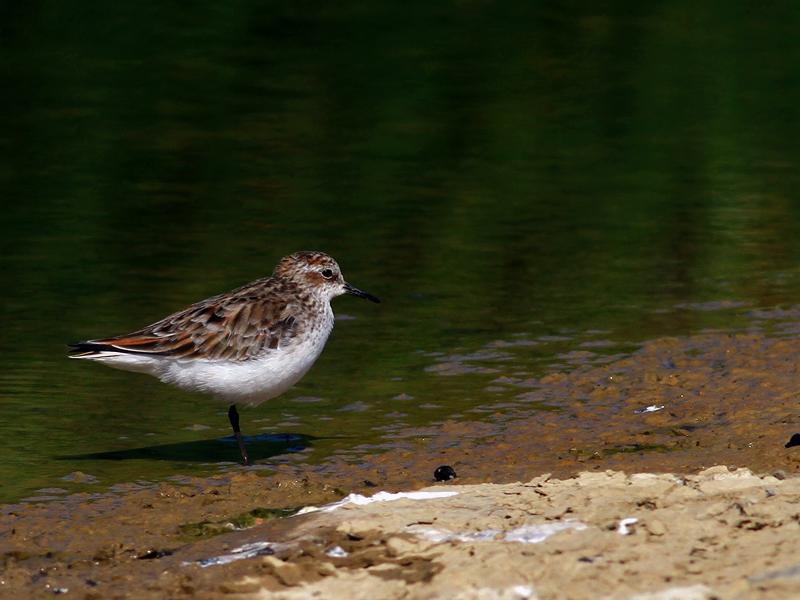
[344, 282, 380, 303]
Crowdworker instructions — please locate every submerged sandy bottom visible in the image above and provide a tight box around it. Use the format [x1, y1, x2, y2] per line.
[4, 329, 800, 599]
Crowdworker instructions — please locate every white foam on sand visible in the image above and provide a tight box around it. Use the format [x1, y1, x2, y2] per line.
[298, 490, 460, 514]
[617, 518, 639, 535]
[190, 541, 277, 568]
[409, 521, 587, 544]
[191, 490, 459, 567]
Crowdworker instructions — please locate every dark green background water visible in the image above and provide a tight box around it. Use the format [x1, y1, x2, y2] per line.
[2, 1, 800, 502]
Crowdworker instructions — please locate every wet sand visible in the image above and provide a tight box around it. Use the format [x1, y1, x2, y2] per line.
[4, 328, 800, 599]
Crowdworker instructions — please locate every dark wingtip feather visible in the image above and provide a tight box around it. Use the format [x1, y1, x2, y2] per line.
[67, 341, 108, 352]
[67, 340, 169, 356]
[67, 340, 103, 359]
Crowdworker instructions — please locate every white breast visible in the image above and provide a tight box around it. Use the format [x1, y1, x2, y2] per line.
[160, 307, 335, 406]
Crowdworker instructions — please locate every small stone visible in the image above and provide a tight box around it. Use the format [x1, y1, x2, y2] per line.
[543, 505, 569, 520]
[645, 519, 666, 536]
[335, 520, 375, 538]
[261, 556, 303, 587]
[697, 465, 730, 478]
[316, 562, 337, 576]
[434, 465, 457, 482]
[785, 434, 800, 448]
[385, 536, 417, 557]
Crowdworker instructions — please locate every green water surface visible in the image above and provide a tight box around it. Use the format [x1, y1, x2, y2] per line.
[2, 1, 800, 502]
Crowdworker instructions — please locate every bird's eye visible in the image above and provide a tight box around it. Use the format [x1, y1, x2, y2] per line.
[321, 269, 334, 279]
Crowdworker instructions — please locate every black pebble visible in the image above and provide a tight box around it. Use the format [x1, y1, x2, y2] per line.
[363, 480, 378, 487]
[434, 465, 457, 482]
[786, 434, 800, 448]
[137, 549, 173, 560]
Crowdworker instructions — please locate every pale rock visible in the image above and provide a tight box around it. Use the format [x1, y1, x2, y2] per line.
[696, 501, 729, 519]
[385, 536, 418, 557]
[645, 520, 666, 536]
[626, 584, 714, 600]
[261, 556, 304, 587]
[335, 519, 382, 537]
[696, 466, 730, 478]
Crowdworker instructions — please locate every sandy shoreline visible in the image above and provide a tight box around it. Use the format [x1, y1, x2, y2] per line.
[4, 328, 800, 598]
[5, 468, 800, 599]
[203, 467, 800, 600]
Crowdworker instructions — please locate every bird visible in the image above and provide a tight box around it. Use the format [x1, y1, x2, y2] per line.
[68, 251, 380, 465]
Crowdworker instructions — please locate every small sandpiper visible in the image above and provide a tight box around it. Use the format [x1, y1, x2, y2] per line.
[68, 251, 380, 465]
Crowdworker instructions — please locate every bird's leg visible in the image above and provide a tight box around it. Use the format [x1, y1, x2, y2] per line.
[228, 404, 252, 466]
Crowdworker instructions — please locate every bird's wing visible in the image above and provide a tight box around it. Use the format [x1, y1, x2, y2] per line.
[68, 279, 303, 361]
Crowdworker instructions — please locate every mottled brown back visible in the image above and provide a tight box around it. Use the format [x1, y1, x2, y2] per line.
[74, 277, 309, 361]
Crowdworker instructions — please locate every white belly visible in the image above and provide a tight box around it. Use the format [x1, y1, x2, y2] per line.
[160, 331, 330, 406]
[79, 316, 334, 407]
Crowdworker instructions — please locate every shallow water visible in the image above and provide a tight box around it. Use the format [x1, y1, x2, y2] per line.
[2, 1, 800, 502]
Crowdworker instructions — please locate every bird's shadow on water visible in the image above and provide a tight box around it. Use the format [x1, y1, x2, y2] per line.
[59, 433, 316, 463]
